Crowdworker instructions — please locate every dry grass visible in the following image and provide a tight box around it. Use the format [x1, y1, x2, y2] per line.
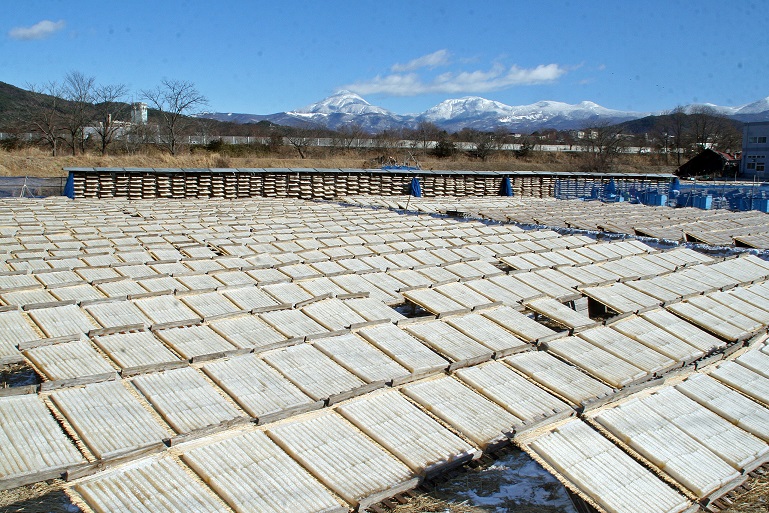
[391, 494, 487, 512]
[722, 473, 769, 513]
[0, 148, 363, 177]
[0, 147, 676, 177]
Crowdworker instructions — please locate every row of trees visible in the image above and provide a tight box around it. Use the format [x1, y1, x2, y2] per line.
[17, 72, 207, 156]
[562, 107, 741, 173]
[249, 122, 518, 162]
[26, 72, 129, 156]
[646, 106, 742, 166]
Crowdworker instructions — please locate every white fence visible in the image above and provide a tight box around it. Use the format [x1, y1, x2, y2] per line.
[0, 132, 652, 154]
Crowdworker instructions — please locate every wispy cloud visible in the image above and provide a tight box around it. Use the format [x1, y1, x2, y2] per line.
[391, 50, 451, 72]
[345, 62, 567, 96]
[8, 20, 65, 41]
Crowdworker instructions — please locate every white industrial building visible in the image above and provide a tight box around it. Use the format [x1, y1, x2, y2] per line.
[742, 121, 769, 178]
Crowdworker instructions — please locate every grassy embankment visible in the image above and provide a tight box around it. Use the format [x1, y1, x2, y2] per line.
[0, 147, 676, 178]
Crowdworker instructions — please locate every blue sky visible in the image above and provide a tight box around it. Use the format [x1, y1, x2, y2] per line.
[2, 0, 766, 116]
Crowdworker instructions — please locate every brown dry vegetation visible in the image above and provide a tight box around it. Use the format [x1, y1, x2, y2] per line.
[0, 147, 676, 178]
[391, 494, 487, 512]
[722, 473, 769, 513]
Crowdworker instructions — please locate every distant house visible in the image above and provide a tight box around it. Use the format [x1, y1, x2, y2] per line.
[676, 148, 741, 179]
[741, 121, 769, 179]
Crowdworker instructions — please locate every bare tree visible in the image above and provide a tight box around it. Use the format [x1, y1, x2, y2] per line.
[285, 127, 315, 159]
[461, 129, 500, 161]
[268, 130, 284, 154]
[688, 105, 720, 150]
[408, 121, 441, 156]
[711, 117, 742, 153]
[578, 123, 627, 172]
[688, 105, 742, 153]
[92, 83, 129, 155]
[62, 71, 96, 155]
[331, 123, 366, 152]
[192, 116, 218, 147]
[514, 133, 536, 158]
[141, 79, 207, 155]
[25, 81, 66, 156]
[123, 121, 156, 154]
[373, 129, 404, 154]
[666, 106, 690, 166]
[649, 117, 674, 163]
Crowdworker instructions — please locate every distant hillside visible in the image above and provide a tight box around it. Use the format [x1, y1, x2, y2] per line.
[0, 81, 284, 137]
[0, 81, 52, 125]
[616, 114, 743, 136]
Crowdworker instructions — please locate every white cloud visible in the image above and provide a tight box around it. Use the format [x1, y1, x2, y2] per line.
[345, 63, 566, 96]
[8, 20, 66, 41]
[391, 50, 451, 72]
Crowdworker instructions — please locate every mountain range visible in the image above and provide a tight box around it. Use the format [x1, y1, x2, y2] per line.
[197, 90, 769, 133]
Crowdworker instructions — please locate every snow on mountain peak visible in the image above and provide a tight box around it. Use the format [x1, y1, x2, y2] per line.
[737, 96, 769, 115]
[293, 90, 391, 116]
[422, 96, 513, 120]
[197, 91, 769, 133]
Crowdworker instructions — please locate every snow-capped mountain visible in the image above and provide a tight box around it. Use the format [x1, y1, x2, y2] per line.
[676, 97, 769, 119]
[196, 91, 769, 133]
[736, 96, 769, 114]
[291, 90, 391, 116]
[198, 90, 410, 131]
[730, 96, 769, 122]
[419, 97, 646, 131]
[282, 90, 411, 131]
[421, 97, 515, 122]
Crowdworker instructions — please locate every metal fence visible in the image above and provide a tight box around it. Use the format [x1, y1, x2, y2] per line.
[0, 132, 652, 154]
[0, 177, 67, 198]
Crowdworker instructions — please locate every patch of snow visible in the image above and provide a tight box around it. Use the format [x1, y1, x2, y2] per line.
[65, 502, 81, 513]
[290, 111, 324, 119]
[435, 450, 576, 512]
[291, 90, 394, 117]
[422, 97, 647, 128]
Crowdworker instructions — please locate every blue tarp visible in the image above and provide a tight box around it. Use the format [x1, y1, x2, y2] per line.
[669, 177, 681, 194]
[382, 165, 420, 171]
[501, 176, 513, 196]
[604, 178, 617, 196]
[409, 177, 422, 197]
[64, 172, 75, 199]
